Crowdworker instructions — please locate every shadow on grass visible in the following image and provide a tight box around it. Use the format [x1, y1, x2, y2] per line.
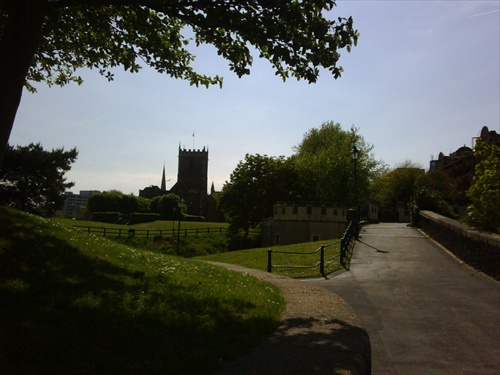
[0, 209, 278, 374]
[217, 316, 371, 375]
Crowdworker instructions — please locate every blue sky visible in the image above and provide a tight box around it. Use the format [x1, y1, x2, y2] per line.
[9, 0, 500, 195]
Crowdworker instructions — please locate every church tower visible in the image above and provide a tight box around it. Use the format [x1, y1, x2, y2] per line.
[170, 146, 209, 216]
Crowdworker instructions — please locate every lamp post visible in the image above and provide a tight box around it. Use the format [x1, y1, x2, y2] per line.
[352, 145, 360, 238]
[176, 197, 183, 255]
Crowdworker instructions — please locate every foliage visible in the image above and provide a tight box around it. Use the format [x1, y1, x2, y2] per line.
[292, 121, 383, 205]
[151, 193, 182, 219]
[0, 206, 285, 374]
[414, 169, 458, 218]
[0, 0, 359, 164]
[219, 122, 384, 233]
[370, 161, 425, 221]
[0, 142, 77, 215]
[466, 139, 500, 233]
[219, 154, 299, 235]
[87, 190, 144, 215]
[90, 211, 121, 224]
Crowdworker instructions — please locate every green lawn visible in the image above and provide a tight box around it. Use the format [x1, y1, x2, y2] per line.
[54, 217, 230, 231]
[0, 207, 284, 374]
[196, 239, 343, 279]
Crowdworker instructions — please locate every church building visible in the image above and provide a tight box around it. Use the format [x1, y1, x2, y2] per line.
[139, 146, 221, 222]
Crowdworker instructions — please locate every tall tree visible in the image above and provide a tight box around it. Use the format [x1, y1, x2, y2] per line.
[219, 154, 299, 234]
[0, 143, 77, 215]
[466, 139, 500, 233]
[0, 1, 358, 164]
[292, 121, 382, 206]
[370, 161, 425, 221]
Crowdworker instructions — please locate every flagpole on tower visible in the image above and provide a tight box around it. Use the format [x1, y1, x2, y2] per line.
[192, 131, 195, 149]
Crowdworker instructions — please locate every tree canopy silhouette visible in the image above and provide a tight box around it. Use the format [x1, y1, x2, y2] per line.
[0, 0, 358, 164]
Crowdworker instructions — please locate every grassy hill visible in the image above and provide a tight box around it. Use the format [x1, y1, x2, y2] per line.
[0, 207, 284, 374]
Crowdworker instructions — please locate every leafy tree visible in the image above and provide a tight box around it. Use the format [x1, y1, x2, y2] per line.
[414, 169, 458, 218]
[219, 154, 299, 235]
[153, 193, 182, 219]
[292, 121, 383, 206]
[370, 161, 424, 221]
[87, 190, 141, 215]
[466, 139, 500, 233]
[0, 142, 77, 215]
[0, 1, 359, 164]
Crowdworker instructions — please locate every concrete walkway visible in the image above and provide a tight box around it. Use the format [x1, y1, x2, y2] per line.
[308, 223, 499, 375]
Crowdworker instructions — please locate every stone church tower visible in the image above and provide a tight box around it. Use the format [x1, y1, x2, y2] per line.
[170, 146, 212, 218]
[140, 145, 221, 221]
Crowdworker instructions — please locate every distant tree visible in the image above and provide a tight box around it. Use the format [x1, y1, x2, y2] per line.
[155, 193, 182, 219]
[136, 196, 151, 213]
[87, 190, 141, 215]
[219, 154, 299, 235]
[370, 161, 424, 221]
[414, 169, 458, 218]
[87, 190, 124, 213]
[0, 142, 77, 215]
[293, 121, 383, 206]
[466, 139, 500, 233]
[0, 0, 359, 165]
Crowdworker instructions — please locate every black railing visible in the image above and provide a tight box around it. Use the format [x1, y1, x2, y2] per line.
[267, 220, 358, 278]
[340, 220, 357, 270]
[73, 225, 228, 238]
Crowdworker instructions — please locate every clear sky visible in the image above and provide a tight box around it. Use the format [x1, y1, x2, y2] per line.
[9, 0, 500, 195]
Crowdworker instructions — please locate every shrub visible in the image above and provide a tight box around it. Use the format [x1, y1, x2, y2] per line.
[128, 213, 161, 225]
[90, 212, 120, 224]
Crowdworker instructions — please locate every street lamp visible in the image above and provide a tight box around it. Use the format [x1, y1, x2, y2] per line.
[352, 145, 359, 208]
[352, 145, 360, 238]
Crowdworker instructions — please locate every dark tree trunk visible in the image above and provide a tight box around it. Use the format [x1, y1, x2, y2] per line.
[0, 1, 46, 166]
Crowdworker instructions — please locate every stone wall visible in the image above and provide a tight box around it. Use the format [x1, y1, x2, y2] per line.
[418, 210, 499, 280]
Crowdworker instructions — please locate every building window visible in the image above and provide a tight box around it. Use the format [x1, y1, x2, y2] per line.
[274, 207, 278, 215]
[275, 234, 280, 245]
[293, 205, 298, 214]
[321, 206, 326, 215]
[307, 205, 312, 214]
[333, 208, 338, 215]
[282, 206, 286, 214]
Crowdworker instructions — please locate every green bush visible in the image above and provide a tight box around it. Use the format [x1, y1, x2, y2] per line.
[90, 212, 120, 224]
[466, 140, 500, 233]
[128, 213, 161, 225]
[183, 214, 205, 222]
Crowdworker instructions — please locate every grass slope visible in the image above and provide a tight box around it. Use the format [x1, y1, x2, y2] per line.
[197, 240, 343, 279]
[0, 207, 284, 374]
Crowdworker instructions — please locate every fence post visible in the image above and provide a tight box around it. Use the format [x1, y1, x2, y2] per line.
[267, 249, 273, 273]
[103, 228, 106, 237]
[320, 245, 326, 278]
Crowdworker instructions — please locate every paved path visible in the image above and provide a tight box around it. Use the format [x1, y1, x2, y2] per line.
[308, 223, 499, 375]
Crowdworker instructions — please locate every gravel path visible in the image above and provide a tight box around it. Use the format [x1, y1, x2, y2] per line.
[208, 262, 371, 375]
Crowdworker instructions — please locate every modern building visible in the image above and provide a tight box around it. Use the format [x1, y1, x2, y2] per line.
[62, 190, 100, 218]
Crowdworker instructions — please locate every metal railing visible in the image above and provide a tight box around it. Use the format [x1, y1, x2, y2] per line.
[267, 220, 358, 278]
[72, 225, 228, 238]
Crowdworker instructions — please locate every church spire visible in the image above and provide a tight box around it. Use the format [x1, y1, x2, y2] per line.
[161, 164, 166, 191]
